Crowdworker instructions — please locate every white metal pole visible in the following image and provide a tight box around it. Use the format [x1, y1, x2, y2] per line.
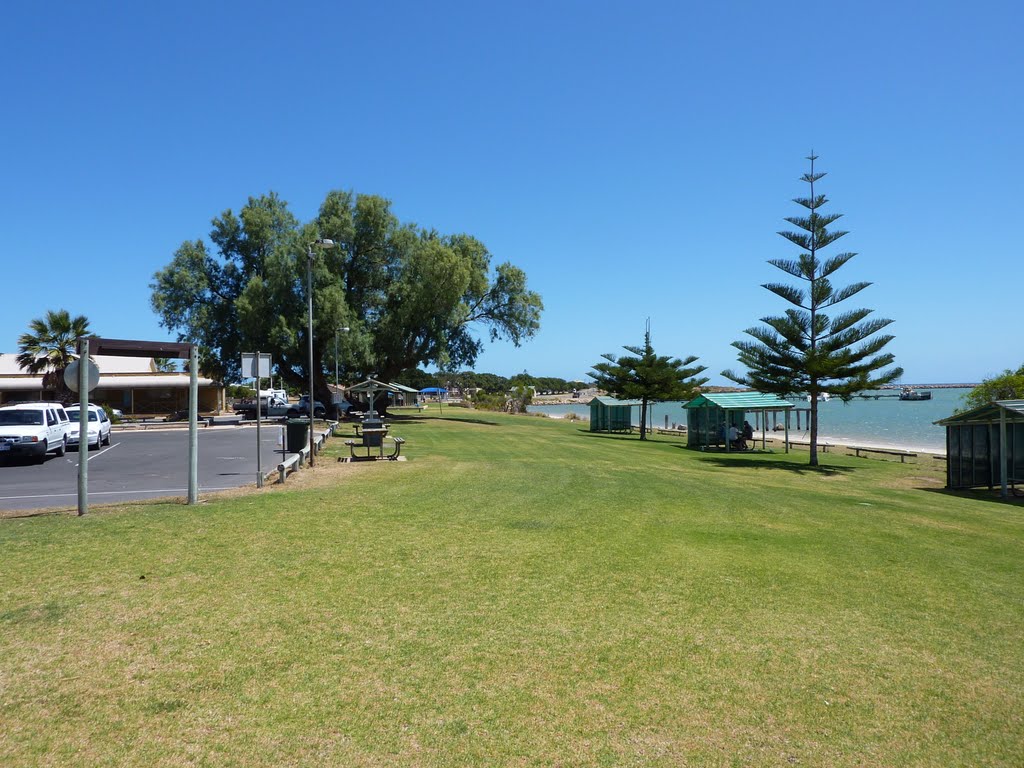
[307, 245, 316, 467]
[188, 344, 198, 503]
[255, 351, 263, 488]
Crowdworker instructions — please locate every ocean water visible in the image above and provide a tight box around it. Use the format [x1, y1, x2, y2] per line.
[527, 388, 973, 453]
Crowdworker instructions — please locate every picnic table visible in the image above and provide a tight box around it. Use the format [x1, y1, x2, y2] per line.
[345, 421, 405, 460]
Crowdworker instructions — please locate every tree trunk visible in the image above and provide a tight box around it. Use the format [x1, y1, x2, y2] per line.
[639, 398, 648, 440]
[809, 393, 819, 467]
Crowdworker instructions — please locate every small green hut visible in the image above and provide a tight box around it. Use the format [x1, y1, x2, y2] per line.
[935, 400, 1024, 497]
[589, 396, 640, 433]
[684, 392, 795, 451]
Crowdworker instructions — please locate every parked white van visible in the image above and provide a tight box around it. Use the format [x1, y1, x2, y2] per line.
[0, 402, 71, 462]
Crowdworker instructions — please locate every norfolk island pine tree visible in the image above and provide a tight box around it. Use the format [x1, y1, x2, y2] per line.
[723, 155, 902, 466]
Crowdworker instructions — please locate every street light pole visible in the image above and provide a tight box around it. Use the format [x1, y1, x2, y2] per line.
[307, 238, 336, 467]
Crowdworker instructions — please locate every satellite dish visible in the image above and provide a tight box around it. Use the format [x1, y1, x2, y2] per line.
[65, 358, 101, 393]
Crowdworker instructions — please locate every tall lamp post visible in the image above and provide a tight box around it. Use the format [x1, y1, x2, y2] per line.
[307, 238, 336, 467]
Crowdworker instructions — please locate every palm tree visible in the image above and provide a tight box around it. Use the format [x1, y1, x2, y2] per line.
[16, 310, 91, 403]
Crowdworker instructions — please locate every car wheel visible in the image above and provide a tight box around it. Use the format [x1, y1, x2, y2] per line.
[102, 430, 110, 446]
[56, 436, 66, 457]
[36, 441, 47, 464]
[314, 408, 326, 418]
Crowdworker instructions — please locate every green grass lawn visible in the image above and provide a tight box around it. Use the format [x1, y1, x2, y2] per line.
[2, 410, 1022, 766]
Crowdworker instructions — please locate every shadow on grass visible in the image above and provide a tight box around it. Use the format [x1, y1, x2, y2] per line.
[367, 414, 500, 427]
[917, 486, 1024, 506]
[576, 430, 642, 441]
[692, 452, 856, 477]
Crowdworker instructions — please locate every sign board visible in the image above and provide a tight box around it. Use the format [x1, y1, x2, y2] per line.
[65, 359, 100, 393]
[241, 353, 272, 379]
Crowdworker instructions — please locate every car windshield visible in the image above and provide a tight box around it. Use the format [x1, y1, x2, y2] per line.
[0, 411, 44, 426]
[65, 409, 98, 422]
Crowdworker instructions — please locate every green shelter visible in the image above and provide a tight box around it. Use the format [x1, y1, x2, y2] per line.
[684, 392, 795, 451]
[589, 396, 640, 433]
[935, 400, 1024, 498]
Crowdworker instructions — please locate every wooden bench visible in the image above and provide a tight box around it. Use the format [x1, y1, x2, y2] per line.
[852, 446, 917, 463]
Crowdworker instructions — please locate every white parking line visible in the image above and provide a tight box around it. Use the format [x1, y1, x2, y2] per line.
[67, 442, 120, 465]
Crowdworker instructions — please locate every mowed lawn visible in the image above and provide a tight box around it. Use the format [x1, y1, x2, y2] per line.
[2, 410, 1022, 767]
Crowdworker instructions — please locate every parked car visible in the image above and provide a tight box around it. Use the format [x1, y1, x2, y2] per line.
[65, 403, 112, 450]
[286, 395, 327, 419]
[0, 402, 71, 462]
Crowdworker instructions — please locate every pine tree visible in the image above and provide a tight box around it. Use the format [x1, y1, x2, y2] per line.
[590, 322, 708, 440]
[723, 155, 902, 466]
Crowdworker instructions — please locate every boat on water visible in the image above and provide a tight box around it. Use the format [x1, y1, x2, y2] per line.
[899, 386, 932, 401]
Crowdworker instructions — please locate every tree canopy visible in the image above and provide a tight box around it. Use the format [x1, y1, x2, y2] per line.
[962, 364, 1024, 410]
[16, 309, 91, 404]
[723, 155, 902, 465]
[589, 323, 708, 440]
[150, 191, 543, 408]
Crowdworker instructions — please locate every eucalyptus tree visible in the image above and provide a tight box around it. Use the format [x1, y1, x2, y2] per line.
[590, 323, 708, 440]
[16, 309, 91, 403]
[723, 155, 902, 465]
[151, 190, 543, 409]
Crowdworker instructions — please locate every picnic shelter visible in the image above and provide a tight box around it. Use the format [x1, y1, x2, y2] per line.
[589, 396, 641, 433]
[935, 400, 1024, 498]
[684, 392, 796, 451]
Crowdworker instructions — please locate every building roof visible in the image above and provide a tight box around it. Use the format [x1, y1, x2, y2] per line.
[934, 400, 1024, 426]
[0, 353, 157, 376]
[684, 392, 795, 410]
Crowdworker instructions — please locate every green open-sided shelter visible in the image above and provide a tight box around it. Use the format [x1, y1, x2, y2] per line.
[684, 392, 795, 451]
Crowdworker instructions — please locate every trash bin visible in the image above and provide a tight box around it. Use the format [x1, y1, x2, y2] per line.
[286, 418, 310, 453]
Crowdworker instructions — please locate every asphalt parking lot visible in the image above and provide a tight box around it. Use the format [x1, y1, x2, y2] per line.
[0, 425, 294, 513]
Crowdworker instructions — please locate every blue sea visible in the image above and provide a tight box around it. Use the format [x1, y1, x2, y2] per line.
[527, 388, 973, 453]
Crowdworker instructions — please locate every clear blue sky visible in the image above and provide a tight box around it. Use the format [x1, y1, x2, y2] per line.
[3, 1, 1019, 385]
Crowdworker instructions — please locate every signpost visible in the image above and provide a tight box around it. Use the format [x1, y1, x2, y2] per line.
[66, 344, 100, 516]
[241, 352, 272, 487]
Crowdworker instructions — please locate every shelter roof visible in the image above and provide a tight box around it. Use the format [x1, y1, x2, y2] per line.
[420, 387, 448, 394]
[389, 382, 420, 394]
[684, 392, 795, 410]
[934, 400, 1024, 426]
[589, 396, 644, 407]
[347, 378, 406, 394]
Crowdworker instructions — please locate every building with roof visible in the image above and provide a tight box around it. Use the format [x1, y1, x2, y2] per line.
[684, 392, 796, 451]
[0, 353, 225, 416]
[935, 400, 1024, 497]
